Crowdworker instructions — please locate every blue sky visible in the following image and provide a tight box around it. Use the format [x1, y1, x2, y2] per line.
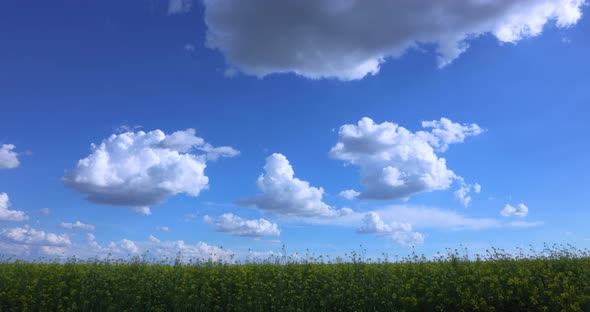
[1, 0, 589, 261]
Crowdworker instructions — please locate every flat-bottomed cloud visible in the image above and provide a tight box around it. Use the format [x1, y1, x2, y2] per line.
[239, 153, 348, 218]
[330, 117, 481, 200]
[64, 129, 239, 215]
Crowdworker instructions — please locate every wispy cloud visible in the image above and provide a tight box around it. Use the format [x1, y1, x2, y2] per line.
[454, 182, 481, 207]
[38, 208, 50, 216]
[168, 0, 192, 15]
[297, 204, 542, 232]
[60, 221, 95, 231]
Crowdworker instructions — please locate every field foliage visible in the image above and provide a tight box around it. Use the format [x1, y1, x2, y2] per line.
[1, 245, 589, 311]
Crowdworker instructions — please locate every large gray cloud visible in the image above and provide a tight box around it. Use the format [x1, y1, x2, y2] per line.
[203, 0, 585, 80]
[330, 117, 481, 200]
[65, 129, 239, 215]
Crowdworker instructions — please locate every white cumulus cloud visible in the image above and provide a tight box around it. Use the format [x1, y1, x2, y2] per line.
[60, 221, 95, 231]
[156, 226, 169, 232]
[203, 0, 585, 80]
[64, 129, 238, 215]
[146, 238, 232, 262]
[0, 193, 28, 222]
[0, 226, 70, 246]
[357, 212, 424, 246]
[41, 246, 68, 256]
[101, 236, 235, 262]
[119, 239, 140, 254]
[330, 117, 481, 200]
[0, 225, 71, 256]
[0, 144, 19, 169]
[204, 213, 280, 237]
[501, 203, 529, 217]
[238, 153, 348, 218]
[82, 235, 235, 262]
[84, 236, 140, 255]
